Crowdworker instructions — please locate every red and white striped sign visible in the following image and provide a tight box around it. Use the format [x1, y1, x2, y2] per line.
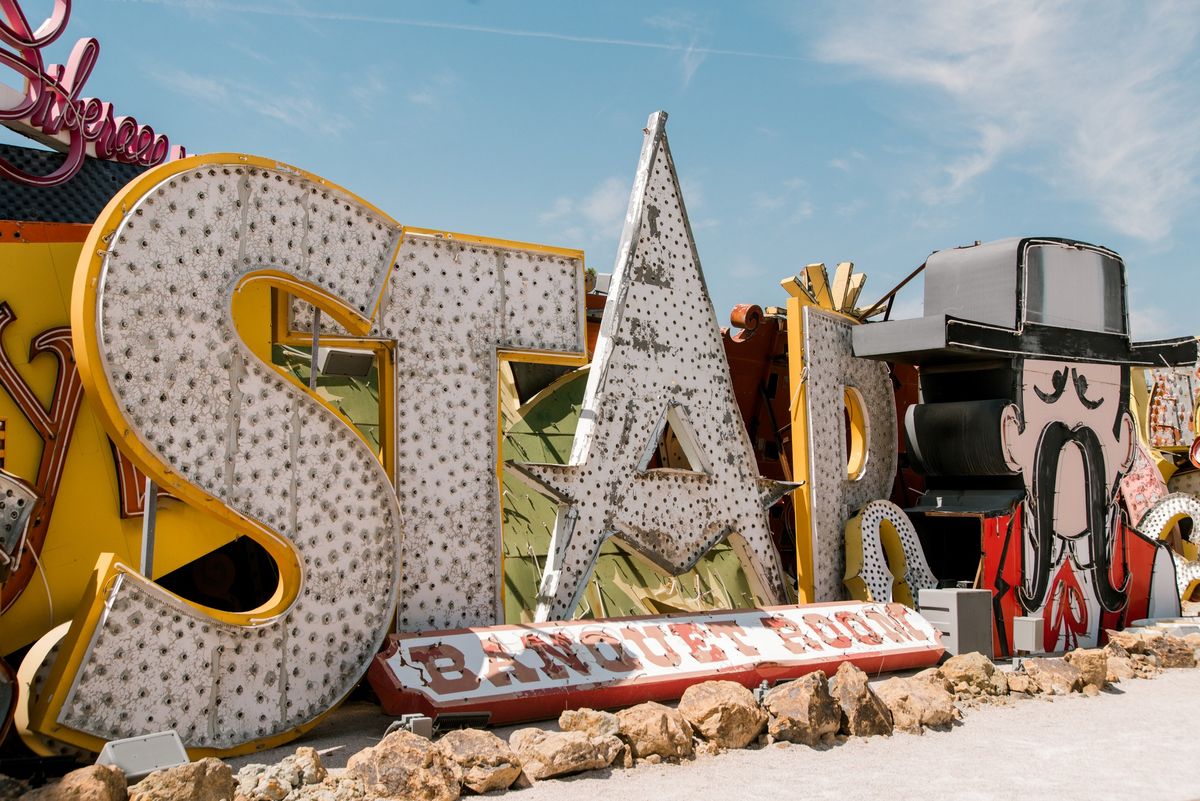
[368, 601, 944, 724]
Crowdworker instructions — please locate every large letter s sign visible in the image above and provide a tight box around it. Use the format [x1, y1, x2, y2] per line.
[34, 155, 403, 755]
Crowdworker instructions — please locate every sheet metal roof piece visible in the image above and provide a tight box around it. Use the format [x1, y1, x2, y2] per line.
[0, 144, 145, 224]
[508, 111, 797, 622]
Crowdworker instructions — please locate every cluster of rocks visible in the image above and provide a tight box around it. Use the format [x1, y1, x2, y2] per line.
[9, 627, 1200, 800]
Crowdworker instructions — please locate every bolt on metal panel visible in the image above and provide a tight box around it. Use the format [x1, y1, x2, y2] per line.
[509, 112, 795, 622]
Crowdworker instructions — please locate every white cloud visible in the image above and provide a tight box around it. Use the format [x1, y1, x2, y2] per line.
[155, 68, 228, 103]
[680, 177, 704, 208]
[729, 256, 765, 279]
[538, 197, 574, 224]
[352, 68, 390, 109]
[789, 200, 814, 223]
[829, 151, 865, 172]
[404, 71, 459, 108]
[1128, 304, 1171, 340]
[752, 191, 787, 210]
[812, 0, 1200, 241]
[836, 198, 868, 217]
[749, 178, 815, 221]
[887, 293, 924, 321]
[151, 68, 349, 137]
[537, 176, 629, 245]
[645, 12, 712, 86]
[581, 176, 629, 230]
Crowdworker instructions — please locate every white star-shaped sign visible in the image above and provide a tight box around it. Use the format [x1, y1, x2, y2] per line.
[509, 111, 798, 622]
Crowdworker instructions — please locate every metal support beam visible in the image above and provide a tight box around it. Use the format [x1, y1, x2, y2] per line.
[140, 477, 156, 576]
[309, 308, 321, 391]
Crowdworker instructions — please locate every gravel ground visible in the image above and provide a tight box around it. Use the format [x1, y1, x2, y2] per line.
[231, 669, 1200, 801]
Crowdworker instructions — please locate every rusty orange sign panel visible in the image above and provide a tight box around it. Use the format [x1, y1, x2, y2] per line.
[368, 601, 944, 724]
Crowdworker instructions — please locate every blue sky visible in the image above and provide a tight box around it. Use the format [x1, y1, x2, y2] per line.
[13, 1, 1200, 338]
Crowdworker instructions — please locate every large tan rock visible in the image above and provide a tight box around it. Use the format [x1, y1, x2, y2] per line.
[1153, 635, 1197, 668]
[829, 662, 893, 737]
[236, 747, 327, 800]
[1022, 658, 1084, 695]
[438, 729, 522, 794]
[1103, 629, 1194, 666]
[1106, 655, 1135, 682]
[616, 701, 694, 761]
[940, 652, 1008, 697]
[1106, 629, 1155, 655]
[284, 777, 371, 801]
[129, 759, 233, 801]
[677, 680, 766, 749]
[345, 729, 461, 801]
[1006, 672, 1037, 694]
[590, 735, 629, 768]
[21, 765, 125, 801]
[558, 708, 619, 738]
[873, 676, 956, 734]
[761, 672, 841, 746]
[913, 667, 954, 694]
[1063, 648, 1108, 690]
[508, 729, 613, 781]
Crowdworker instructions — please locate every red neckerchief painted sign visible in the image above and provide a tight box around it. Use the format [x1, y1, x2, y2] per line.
[0, 0, 184, 186]
[368, 601, 944, 724]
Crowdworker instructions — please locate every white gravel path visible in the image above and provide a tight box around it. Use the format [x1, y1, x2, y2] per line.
[513, 670, 1200, 801]
[232, 669, 1200, 800]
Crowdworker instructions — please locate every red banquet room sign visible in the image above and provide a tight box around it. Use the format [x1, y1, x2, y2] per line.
[0, 0, 184, 186]
[369, 601, 945, 724]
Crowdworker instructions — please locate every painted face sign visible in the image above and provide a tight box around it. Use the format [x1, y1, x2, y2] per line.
[853, 237, 1194, 654]
[1002, 359, 1141, 650]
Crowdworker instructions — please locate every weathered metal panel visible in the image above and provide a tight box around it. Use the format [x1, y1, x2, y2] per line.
[368, 601, 944, 724]
[508, 111, 794, 621]
[289, 231, 587, 631]
[802, 307, 897, 601]
[47, 158, 404, 753]
[924, 237, 1021, 329]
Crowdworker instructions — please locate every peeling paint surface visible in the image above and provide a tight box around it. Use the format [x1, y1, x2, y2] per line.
[509, 113, 793, 622]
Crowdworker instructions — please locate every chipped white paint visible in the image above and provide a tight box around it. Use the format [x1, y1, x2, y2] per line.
[508, 112, 795, 622]
[802, 307, 897, 601]
[61, 162, 403, 751]
[845, 499, 936, 603]
[290, 231, 586, 631]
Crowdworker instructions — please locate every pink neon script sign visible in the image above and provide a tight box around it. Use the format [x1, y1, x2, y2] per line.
[0, 0, 185, 187]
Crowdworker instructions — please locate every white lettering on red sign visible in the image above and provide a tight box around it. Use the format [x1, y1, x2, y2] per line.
[369, 602, 943, 722]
